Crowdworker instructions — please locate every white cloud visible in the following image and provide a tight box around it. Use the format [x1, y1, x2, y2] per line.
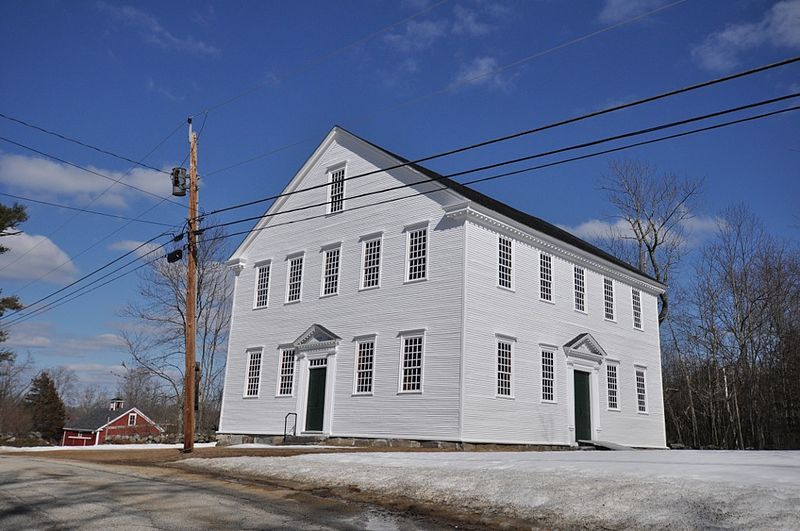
[62, 333, 126, 352]
[0, 153, 171, 210]
[452, 5, 495, 36]
[0, 232, 76, 284]
[109, 239, 162, 258]
[451, 56, 514, 91]
[561, 214, 720, 247]
[59, 362, 126, 386]
[692, 0, 800, 71]
[96, 2, 220, 56]
[384, 19, 448, 52]
[598, 0, 667, 24]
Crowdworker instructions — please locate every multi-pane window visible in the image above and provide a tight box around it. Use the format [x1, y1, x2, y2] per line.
[607, 364, 619, 410]
[278, 349, 295, 396]
[604, 277, 615, 320]
[497, 340, 512, 397]
[636, 368, 647, 413]
[361, 238, 381, 289]
[254, 263, 270, 308]
[632, 288, 642, 330]
[541, 349, 555, 401]
[244, 349, 262, 397]
[401, 335, 424, 392]
[286, 256, 304, 302]
[128, 413, 136, 426]
[498, 236, 512, 289]
[328, 167, 345, 213]
[540, 253, 553, 301]
[355, 340, 375, 394]
[406, 228, 428, 281]
[322, 247, 340, 296]
[574, 266, 585, 312]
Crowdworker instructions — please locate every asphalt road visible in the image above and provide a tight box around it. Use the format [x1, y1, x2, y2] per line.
[0, 455, 450, 530]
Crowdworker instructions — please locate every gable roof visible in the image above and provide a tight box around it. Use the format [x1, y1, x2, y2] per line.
[339, 126, 660, 285]
[64, 406, 162, 432]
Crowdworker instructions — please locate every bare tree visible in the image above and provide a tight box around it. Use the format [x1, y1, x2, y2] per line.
[49, 366, 78, 407]
[120, 225, 232, 434]
[0, 352, 33, 434]
[600, 159, 703, 322]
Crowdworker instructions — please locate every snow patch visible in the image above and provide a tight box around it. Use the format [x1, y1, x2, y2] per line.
[0, 442, 218, 452]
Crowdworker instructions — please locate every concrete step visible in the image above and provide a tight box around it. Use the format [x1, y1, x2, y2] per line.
[283, 434, 328, 445]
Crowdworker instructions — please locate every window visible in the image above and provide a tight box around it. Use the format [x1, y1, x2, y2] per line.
[400, 335, 424, 392]
[278, 349, 296, 396]
[607, 364, 619, 410]
[361, 237, 382, 289]
[604, 277, 615, 320]
[355, 339, 375, 394]
[632, 288, 642, 330]
[636, 368, 648, 413]
[541, 349, 555, 402]
[244, 349, 262, 397]
[328, 167, 345, 213]
[574, 266, 585, 312]
[322, 247, 340, 296]
[254, 263, 270, 308]
[540, 253, 553, 301]
[497, 340, 512, 397]
[406, 228, 428, 281]
[127, 413, 136, 426]
[286, 256, 304, 302]
[498, 236, 513, 289]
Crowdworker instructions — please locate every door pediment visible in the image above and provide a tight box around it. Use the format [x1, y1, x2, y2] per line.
[293, 324, 341, 353]
[563, 333, 607, 364]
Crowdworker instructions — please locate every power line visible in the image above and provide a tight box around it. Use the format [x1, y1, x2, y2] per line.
[201, 54, 800, 219]
[0, 112, 170, 175]
[195, 103, 800, 248]
[193, 0, 452, 117]
[204, 0, 692, 178]
[0, 191, 173, 227]
[7, 102, 797, 327]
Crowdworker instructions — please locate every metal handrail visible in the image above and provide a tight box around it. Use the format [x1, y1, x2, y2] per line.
[284, 412, 297, 438]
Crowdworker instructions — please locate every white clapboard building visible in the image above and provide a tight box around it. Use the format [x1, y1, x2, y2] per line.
[218, 127, 667, 448]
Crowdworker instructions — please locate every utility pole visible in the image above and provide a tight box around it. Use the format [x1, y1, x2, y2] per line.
[183, 117, 198, 453]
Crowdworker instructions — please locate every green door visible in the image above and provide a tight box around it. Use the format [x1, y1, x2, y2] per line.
[574, 371, 591, 442]
[305, 367, 326, 432]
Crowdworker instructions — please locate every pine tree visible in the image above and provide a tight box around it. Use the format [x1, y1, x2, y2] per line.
[24, 372, 66, 441]
[0, 202, 28, 354]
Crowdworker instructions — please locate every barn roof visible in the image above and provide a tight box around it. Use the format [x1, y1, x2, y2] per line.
[64, 406, 152, 432]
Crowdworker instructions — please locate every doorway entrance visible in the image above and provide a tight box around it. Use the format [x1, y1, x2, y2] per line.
[574, 370, 591, 442]
[305, 366, 326, 432]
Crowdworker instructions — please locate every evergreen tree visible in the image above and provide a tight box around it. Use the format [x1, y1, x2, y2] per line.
[24, 372, 66, 441]
[0, 202, 27, 354]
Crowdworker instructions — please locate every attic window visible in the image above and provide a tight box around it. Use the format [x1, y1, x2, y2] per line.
[328, 167, 346, 213]
[127, 413, 136, 426]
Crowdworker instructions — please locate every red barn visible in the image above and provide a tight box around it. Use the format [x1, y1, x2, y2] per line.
[62, 398, 164, 446]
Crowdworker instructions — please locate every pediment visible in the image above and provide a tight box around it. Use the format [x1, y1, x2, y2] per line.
[563, 333, 607, 360]
[293, 324, 341, 351]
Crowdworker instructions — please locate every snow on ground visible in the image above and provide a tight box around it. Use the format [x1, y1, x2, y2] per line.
[182, 450, 800, 529]
[0, 442, 218, 452]
[227, 443, 343, 449]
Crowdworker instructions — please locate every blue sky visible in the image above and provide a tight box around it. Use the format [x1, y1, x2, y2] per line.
[0, 0, 798, 390]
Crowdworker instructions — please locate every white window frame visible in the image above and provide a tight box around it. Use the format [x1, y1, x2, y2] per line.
[127, 413, 137, 426]
[320, 244, 341, 297]
[635, 365, 648, 414]
[326, 164, 346, 214]
[398, 330, 425, 394]
[497, 235, 514, 291]
[606, 361, 620, 411]
[359, 233, 383, 290]
[603, 277, 615, 321]
[632, 288, 643, 330]
[404, 223, 429, 283]
[540, 347, 557, 403]
[573, 265, 586, 313]
[353, 335, 377, 396]
[285, 253, 305, 304]
[495, 335, 515, 399]
[243, 348, 263, 398]
[539, 252, 553, 302]
[253, 260, 271, 309]
[276, 348, 296, 397]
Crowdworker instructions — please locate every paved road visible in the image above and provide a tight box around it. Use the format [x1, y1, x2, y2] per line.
[0, 455, 450, 530]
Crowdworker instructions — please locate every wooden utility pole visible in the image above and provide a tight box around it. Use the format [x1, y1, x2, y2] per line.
[183, 117, 198, 453]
